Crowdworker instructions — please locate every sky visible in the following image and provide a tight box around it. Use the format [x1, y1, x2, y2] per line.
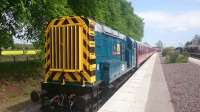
[129, 0, 200, 47]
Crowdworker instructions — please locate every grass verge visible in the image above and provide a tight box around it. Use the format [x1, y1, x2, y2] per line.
[0, 58, 42, 103]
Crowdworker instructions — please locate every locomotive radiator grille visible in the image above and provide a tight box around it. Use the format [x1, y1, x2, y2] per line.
[44, 16, 96, 84]
[49, 26, 81, 71]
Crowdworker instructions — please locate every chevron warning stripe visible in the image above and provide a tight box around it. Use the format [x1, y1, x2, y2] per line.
[44, 16, 96, 85]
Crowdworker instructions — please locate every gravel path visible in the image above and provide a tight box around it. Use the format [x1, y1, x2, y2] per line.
[161, 57, 200, 112]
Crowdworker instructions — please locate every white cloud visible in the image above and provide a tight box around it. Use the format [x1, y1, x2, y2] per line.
[138, 11, 200, 32]
[190, 0, 200, 3]
[178, 0, 200, 3]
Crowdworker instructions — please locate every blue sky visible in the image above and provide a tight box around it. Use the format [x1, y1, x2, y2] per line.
[129, 0, 200, 47]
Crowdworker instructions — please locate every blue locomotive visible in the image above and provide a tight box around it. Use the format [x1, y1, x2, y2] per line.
[31, 16, 155, 112]
[95, 24, 137, 84]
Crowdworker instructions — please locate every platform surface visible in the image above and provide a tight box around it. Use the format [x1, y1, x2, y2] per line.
[145, 55, 174, 112]
[189, 57, 200, 66]
[98, 53, 174, 112]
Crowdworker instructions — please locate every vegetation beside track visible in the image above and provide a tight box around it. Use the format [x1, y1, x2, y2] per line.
[162, 47, 189, 63]
[0, 56, 42, 103]
[0, 0, 143, 53]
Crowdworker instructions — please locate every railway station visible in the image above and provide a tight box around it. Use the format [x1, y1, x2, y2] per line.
[98, 53, 174, 112]
[1, 0, 200, 112]
[98, 54, 200, 112]
[1, 53, 200, 112]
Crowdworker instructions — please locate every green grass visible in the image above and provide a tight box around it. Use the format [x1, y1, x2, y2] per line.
[0, 55, 40, 62]
[0, 56, 42, 81]
[0, 55, 42, 104]
[175, 54, 188, 63]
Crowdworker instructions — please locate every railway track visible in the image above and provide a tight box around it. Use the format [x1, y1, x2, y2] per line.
[86, 58, 150, 112]
[39, 56, 150, 112]
[92, 68, 136, 112]
[38, 68, 136, 112]
[189, 52, 200, 59]
[76, 57, 151, 112]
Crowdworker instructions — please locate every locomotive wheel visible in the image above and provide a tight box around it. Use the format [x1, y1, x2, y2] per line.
[41, 95, 68, 112]
[41, 96, 53, 112]
[31, 90, 40, 102]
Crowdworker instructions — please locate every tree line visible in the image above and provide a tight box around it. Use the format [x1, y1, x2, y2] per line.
[0, 0, 144, 50]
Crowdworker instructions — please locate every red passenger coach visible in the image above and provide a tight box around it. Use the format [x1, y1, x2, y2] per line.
[136, 41, 155, 66]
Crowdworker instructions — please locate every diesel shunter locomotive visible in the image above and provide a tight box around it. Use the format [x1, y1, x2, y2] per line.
[31, 16, 155, 112]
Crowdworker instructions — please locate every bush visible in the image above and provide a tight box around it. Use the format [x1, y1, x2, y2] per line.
[163, 48, 189, 63]
[165, 52, 177, 63]
[162, 47, 174, 56]
[176, 54, 188, 63]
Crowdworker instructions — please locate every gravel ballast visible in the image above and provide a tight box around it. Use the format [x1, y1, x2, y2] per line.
[161, 58, 200, 112]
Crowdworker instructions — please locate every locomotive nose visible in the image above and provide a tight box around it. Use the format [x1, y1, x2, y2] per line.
[44, 16, 96, 85]
[48, 24, 83, 71]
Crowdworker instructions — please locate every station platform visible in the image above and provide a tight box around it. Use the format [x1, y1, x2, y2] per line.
[189, 57, 200, 66]
[98, 53, 174, 112]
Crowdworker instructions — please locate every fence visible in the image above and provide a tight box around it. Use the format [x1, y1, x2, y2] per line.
[0, 50, 40, 63]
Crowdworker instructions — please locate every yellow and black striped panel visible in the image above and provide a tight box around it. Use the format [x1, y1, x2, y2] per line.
[44, 16, 96, 85]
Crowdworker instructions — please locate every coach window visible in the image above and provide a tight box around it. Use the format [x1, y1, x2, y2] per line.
[112, 43, 121, 56]
[139, 45, 141, 55]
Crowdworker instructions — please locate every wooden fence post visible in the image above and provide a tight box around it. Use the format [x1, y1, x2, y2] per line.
[13, 56, 16, 64]
[27, 56, 29, 63]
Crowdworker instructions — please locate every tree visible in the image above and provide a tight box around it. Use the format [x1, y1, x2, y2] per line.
[0, 30, 13, 48]
[185, 41, 192, 47]
[0, 30, 14, 55]
[0, 0, 144, 51]
[156, 40, 163, 49]
[0, 0, 75, 49]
